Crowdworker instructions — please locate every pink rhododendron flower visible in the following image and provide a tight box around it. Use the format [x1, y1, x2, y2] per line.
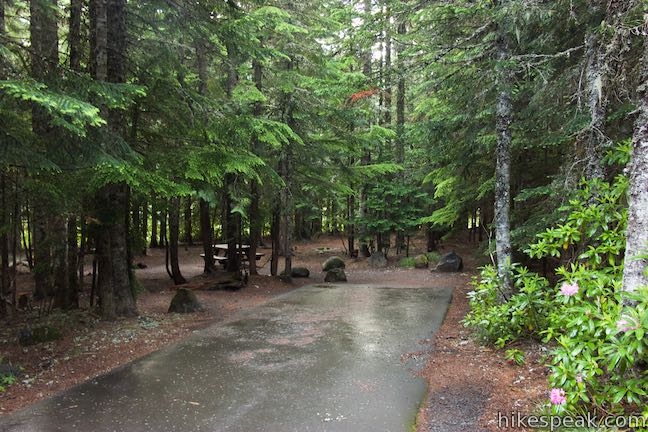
[616, 317, 639, 333]
[559, 282, 579, 296]
[550, 388, 567, 405]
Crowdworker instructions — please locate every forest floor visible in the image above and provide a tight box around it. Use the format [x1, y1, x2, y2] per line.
[0, 234, 547, 431]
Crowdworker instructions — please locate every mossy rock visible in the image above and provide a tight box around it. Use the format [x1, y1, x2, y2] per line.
[324, 268, 347, 282]
[291, 267, 310, 278]
[323, 256, 345, 271]
[168, 288, 204, 313]
[414, 254, 429, 269]
[18, 326, 62, 346]
[435, 252, 464, 272]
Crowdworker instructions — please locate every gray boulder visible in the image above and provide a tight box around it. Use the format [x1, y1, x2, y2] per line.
[324, 268, 347, 282]
[168, 288, 204, 313]
[367, 251, 387, 268]
[323, 256, 345, 271]
[435, 252, 463, 272]
[414, 254, 429, 269]
[291, 267, 310, 278]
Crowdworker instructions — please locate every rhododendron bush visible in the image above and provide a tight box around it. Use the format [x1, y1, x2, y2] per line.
[465, 175, 648, 421]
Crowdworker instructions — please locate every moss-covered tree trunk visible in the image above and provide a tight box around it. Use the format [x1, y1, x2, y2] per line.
[622, 42, 648, 296]
[583, 1, 607, 181]
[494, 1, 513, 299]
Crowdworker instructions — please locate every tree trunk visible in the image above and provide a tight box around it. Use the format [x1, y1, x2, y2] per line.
[169, 197, 186, 285]
[93, 0, 137, 319]
[494, 6, 513, 299]
[249, 59, 263, 275]
[78, 214, 86, 290]
[52, 215, 70, 309]
[199, 198, 215, 273]
[280, 150, 293, 278]
[621, 42, 648, 296]
[141, 201, 148, 254]
[0, 7, 6, 315]
[270, 204, 280, 276]
[224, 174, 240, 273]
[63, 216, 79, 309]
[22, 200, 33, 270]
[30, 0, 60, 303]
[395, 18, 407, 252]
[224, 41, 241, 274]
[159, 200, 167, 247]
[1, 174, 9, 315]
[194, 37, 214, 273]
[68, 0, 83, 70]
[347, 194, 355, 256]
[383, 0, 392, 126]
[149, 200, 158, 248]
[183, 197, 193, 246]
[584, 2, 607, 181]
[357, 0, 373, 259]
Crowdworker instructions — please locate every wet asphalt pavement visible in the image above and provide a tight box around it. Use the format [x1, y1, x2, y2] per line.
[0, 284, 452, 432]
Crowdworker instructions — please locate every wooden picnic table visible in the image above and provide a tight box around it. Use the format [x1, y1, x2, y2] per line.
[213, 243, 250, 254]
[206, 243, 264, 267]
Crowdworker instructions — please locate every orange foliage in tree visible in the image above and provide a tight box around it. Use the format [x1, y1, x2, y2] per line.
[347, 87, 379, 105]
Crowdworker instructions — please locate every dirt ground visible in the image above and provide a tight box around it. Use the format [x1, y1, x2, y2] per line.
[0, 235, 547, 430]
[414, 247, 548, 432]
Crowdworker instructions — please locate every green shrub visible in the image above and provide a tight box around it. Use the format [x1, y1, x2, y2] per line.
[504, 348, 526, 366]
[398, 257, 416, 268]
[465, 175, 647, 418]
[425, 251, 441, 263]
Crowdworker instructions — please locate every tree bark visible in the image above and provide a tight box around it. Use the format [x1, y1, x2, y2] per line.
[270, 203, 280, 276]
[248, 59, 263, 275]
[279, 59, 296, 278]
[190, 38, 213, 275]
[158, 200, 167, 247]
[1, 174, 9, 315]
[141, 200, 148, 254]
[395, 17, 407, 252]
[224, 41, 241, 273]
[149, 200, 158, 248]
[494, 4, 513, 299]
[621, 42, 648, 295]
[168, 196, 186, 285]
[68, 0, 83, 70]
[347, 193, 355, 256]
[358, 0, 373, 258]
[30, 0, 61, 303]
[583, 1, 607, 181]
[93, 0, 137, 319]
[183, 197, 193, 246]
[383, 0, 392, 126]
[199, 198, 215, 273]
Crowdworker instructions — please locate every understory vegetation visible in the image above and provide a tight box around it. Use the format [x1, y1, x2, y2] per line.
[466, 151, 648, 422]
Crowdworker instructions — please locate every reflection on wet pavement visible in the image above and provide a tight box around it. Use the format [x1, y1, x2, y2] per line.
[0, 284, 451, 432]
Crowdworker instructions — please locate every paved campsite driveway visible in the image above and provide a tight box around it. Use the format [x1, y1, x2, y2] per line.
[0, 284, 452, 432]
